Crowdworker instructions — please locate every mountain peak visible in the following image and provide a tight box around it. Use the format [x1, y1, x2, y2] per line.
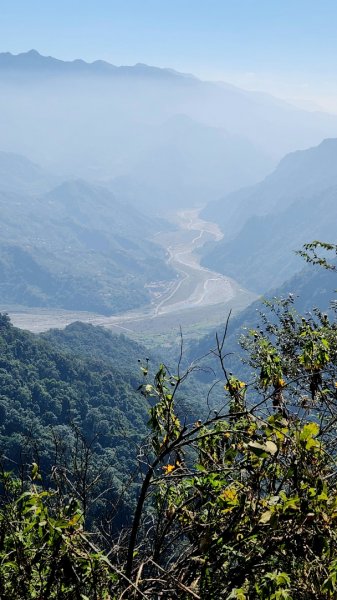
[25, 49, 41, 56]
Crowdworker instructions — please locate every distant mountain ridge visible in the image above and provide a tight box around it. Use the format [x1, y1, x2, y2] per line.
[0, 49, 195, 80]
[2, 49, 337, 197]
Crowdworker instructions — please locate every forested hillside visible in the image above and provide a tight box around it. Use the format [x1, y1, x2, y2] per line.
[0, 167, 174, 313]
[0, 314, 154, 523]
[0, 315, 206, 525]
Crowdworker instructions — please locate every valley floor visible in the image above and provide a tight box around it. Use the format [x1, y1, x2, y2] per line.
[5, 209, 256, 344]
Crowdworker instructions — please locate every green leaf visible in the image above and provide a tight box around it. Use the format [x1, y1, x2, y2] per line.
[195, 464, 207, 472]
[300, 422, 319, 442]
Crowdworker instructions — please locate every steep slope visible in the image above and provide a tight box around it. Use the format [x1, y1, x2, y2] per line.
[41, 320, 154, 377]
[0, 178, 174, 313]
[42, 320, 212, 419]
[202, 138, 337, 237]
[201, 139, 337, 292]
[0, 315, 209, 518]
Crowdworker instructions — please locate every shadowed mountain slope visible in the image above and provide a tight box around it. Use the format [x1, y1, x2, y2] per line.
[201, 139, 337, 292]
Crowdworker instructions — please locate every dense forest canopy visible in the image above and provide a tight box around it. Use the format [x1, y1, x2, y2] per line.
[0, 315, 153, 526]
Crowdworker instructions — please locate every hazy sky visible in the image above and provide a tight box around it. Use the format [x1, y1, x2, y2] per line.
[2, 0, 337, 111]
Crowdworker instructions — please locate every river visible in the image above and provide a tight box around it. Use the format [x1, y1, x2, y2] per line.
[151, 209, 235, 315]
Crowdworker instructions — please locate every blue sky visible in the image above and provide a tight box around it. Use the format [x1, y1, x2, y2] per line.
[1, 0, 337, 110]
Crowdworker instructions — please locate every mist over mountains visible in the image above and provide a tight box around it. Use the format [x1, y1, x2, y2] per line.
[2, 50, 337, 212]
[1, 49, 337, 323]
[0, 150, 58, 194]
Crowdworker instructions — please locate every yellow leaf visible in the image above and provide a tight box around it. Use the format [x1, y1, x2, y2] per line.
[163, 464, 175, 475]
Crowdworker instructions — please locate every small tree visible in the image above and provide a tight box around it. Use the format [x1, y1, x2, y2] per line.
[125, 285, 337, 598]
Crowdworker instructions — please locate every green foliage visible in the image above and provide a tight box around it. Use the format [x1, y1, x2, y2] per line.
[0, 315, 153, 529]
[4, 252, 337, 597]
[0, 470, 113, 599]
[121, 290, 337, 598]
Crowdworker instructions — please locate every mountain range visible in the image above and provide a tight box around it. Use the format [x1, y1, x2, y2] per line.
[2, 50, 337, 327]
[2, 50, 337, 211]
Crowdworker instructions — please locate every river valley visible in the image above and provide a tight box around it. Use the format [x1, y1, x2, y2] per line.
[6, 210, 256, 344]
